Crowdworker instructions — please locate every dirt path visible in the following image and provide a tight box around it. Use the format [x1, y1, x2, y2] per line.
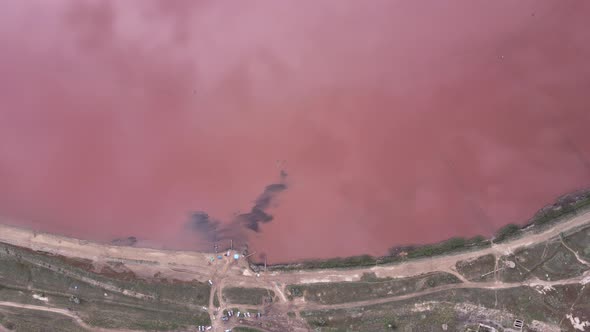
[1, 293, 199, 332]
[273, 282, 288, 302]
[560, 235, 590, 267]
[0, 301, 129, 332]
[256, 211, 590, 286]
[297, 272, 590, 311]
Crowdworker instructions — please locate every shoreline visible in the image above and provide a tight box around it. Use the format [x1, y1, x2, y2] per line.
[1, 189, 589, 271]
[252, 188, 590, 270]
[3, 199, 589, 332]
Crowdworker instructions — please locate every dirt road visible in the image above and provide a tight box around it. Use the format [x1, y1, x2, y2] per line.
[0, 301, 128, 332]
[296, 272, 590, 311]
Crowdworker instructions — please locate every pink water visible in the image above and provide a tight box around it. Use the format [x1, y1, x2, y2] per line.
[1, 1, 590, 263]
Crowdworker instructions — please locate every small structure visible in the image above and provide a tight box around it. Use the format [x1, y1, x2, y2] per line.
[208, 280, 213, 286]
[233, 254, 239, 260]
[32, 293, 49, 302]
[69, 295, 80, 305]
[513, 319, 524, 330]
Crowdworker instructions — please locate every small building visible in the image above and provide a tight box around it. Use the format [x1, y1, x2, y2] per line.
[233, 254, 240, 260]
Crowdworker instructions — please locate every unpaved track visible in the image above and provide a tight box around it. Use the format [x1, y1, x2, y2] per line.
[297, 273, 590, 311]
[0, 301, 131, 332]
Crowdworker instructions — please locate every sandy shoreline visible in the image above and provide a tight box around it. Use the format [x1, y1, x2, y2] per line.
[0, 218, 213, 271]
[3, 207, 590, 278]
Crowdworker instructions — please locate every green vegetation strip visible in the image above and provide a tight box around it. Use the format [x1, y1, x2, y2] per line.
[494, 191, 590, 243]
[264, 236, 490, 271]
[233, 327, 265, 332]
[257, 190, 590, 271]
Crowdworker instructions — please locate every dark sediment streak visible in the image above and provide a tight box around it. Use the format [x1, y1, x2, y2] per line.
[186, 172, 288, 245]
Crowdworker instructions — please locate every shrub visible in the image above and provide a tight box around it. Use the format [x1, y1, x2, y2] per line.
[494, 224, 520, 243]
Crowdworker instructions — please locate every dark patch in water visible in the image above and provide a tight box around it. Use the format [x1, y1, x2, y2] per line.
[111, 236, 138, 246]
[235, 177, 287, 232]
[187, 171, 288, 243]
[187, 211, 224, 242]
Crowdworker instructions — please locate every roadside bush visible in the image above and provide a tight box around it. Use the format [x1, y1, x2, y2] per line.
[287, 285, 303, 297]
[285, 255, 378, 270]
[494, 224, 520, 243]
[264, 236, 489, 271]
[385, 318, 398, 330]
[574, 196, 590, 209]
[405, 236, 488, 259]
[531, 192, 590, 226]
[310, 317, 327, 327]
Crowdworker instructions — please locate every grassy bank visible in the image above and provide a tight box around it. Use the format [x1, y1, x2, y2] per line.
[252, 189, 590, 272]
[252, 235, 491, 272]
[492, 189, 590, 243]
